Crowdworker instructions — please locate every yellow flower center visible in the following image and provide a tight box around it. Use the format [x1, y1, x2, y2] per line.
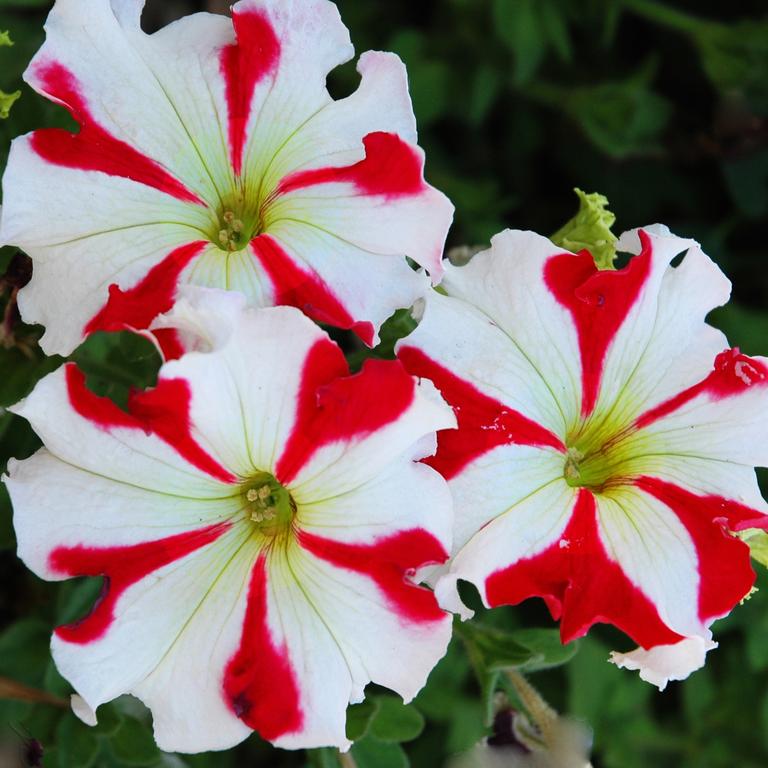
[241, 472, 296, 538]
[209, 190, 267, 252]
[562, 413, 644, 493]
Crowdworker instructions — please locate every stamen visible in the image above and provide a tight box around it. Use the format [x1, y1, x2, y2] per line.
[218, 210, 246, 252]
[247, 483, 277, 523]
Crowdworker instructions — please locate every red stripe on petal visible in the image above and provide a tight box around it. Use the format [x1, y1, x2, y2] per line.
[50, 523, 229, 644]
[635, 347, 768, 429]
[220, 9, 280, 176]
[277, 132, 426, 199]
[223, 556, 303, 739]
[66, 365, 236, 483]
[544, 231, 653, 418]
[30, 62, 203, 205]
[486, 490, 682, 649]
[299, 529, 447, 623]
[85, 241, 206, 360]
[398, 346, 564, 480]
[276, 349, 415, 484]
[635, 476, 759, 622]
[252, 234, 375, 344]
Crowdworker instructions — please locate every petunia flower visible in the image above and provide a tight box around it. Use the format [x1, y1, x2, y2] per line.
[4, 288, 455, 752]
[0, 0, 453, 358]
[397, 225, 768, 688]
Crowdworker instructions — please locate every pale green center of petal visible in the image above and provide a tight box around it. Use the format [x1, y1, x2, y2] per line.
[562, 417, 642, 493]
[208, 191, 265, 252]
[241, 472, 296, 538]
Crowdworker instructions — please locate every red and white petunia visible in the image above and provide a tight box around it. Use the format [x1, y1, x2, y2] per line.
[398, 225, 768, 688]
[5, 288, 455, 752]
[0, 0, 453, 357]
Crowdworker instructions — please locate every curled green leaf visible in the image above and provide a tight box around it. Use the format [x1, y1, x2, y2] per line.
[551, 187, 618, 270]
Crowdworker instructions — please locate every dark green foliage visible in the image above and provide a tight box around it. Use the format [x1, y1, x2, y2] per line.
[1, 1, 768, 767]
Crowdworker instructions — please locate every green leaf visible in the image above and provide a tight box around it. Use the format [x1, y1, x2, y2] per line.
[739, 529, 768, 569]
[109, 716, 161, 766]
[493, 0, 572, 84]
[551, 188, 617, 269]
[0, 411, 41, 474]
[710, 302, 768, 357]
[509, 628, 580, 673]
[91, 703, 124, 738]
[56, 577, 104, 627]
[43, 659, 70, 698]
[723, 150, 768, 218]
[351, 736, 409, 768]
[0, 29, 11, 46]
[0, 245, 16, 274]
[369, 697, 425, 744]
[306, 748, 340, 768]
[411, 637, 472, 722]
[0, 346, 63, 407]
[531, 61, 671, 158]
[55, 715, 99, 768]
[20, 702, 66, 744]
[458, 621, 536, 672]
[71, 331, 162, 410]
[0, 619, 51, 685]
[493, 0, 546, 85]
[346, 699, 378, 742]
[695, 20, 768, 111]
[445, 698, 487, 754]
[0, 482, 15, 549]
[388, 30, 448, 125]
[347, 307, 417, 372]
[538, 2, 571, 62]
[456, 620, 534, 724]
[467, 65, 501, 126]
[0, 88, 20, 118]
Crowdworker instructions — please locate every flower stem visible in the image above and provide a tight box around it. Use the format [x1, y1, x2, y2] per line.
[338, 750, 358, 768]
[0, 676, 68, 708]
[505, 669, 558, 746]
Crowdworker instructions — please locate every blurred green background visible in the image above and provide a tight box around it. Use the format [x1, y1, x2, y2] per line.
[2, 0, 768, 766]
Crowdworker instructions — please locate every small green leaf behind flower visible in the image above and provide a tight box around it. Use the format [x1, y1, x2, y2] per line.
[551, 188, 618, 270]
[739, 528, 768, 570]
[456, 619, 579, 726]
[0, 31, 20, 119]
[0, 89, 20, 119]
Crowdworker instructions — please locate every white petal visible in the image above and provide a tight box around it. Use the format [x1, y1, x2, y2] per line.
[438, 475, 575, 610]
[71, 694, 97, 727]
[53, 525, 255, 752]
[594, 489, 703, 640]
[288, 369, 456, 500]
[157, 301, 344, 478]
[9, 366, 233, 497]
[265, 537, 451, 749]
[399, 279, 572, 439]
[609, 636, 718, 690]
[403, 229, 585, 435]
[7, 449, 239, 581]
[593, 227, 730, 424]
